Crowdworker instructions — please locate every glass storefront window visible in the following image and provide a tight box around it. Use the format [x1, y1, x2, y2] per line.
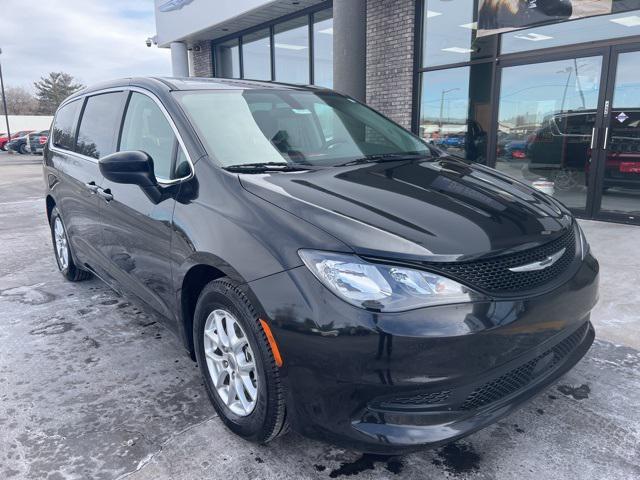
[215, 38, 240, 78]
[419, 63, 493, 163]
[502, 9, 640, 55]
[600, 50, 640, 217]
[313, 9, 333, 88]
[422, 0, 497, 68]
[275, 17, 309, 84]
[243, 29, 271, 81]
[495, 56, 603, 212]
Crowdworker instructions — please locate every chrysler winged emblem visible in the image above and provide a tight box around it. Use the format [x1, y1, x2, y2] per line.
[508, 248, 566, 273]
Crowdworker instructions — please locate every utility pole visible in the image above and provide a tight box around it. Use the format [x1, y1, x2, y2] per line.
[0, 48, 10, 139]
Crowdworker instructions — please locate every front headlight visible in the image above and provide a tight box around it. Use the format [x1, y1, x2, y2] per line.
[299, 250, 480, 312]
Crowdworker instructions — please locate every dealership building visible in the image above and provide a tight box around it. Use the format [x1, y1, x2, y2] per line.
[154, 0, 640, 225]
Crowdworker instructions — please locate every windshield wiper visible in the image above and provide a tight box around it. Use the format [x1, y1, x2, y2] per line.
[336, 153, 430, 167]
[224, 162, 311, 173]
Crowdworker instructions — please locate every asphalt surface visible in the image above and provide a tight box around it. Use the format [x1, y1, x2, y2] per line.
[1, 150, 639, 480]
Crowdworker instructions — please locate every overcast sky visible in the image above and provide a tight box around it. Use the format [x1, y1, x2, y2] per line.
[1, 0, 170, 91]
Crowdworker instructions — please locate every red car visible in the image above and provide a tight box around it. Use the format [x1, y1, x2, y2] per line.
[0, 130, 34, 151]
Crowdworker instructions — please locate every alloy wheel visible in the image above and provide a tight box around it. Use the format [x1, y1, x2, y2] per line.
[53, 217, 69, 270]
[203, 309, 259, 416]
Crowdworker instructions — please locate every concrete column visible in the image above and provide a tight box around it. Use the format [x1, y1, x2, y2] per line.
[170, 42, 189, 77]
[333, 0, 366, 102]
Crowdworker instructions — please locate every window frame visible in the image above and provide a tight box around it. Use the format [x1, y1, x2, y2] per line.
[50, 98, 83, 152]
[48, 87, 195, 185]
[74, 91, 127, 160]
[116, 91, 190, 183]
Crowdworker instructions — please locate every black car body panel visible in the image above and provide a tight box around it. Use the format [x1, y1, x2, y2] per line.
[43, 77, 599, 453]
[239, 158, 573, 262]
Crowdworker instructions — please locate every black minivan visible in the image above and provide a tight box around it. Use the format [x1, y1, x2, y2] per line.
[43, 77, 598, 453]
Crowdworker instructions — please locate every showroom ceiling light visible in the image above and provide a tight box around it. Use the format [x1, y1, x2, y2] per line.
[459, 22, 478, 29]
[442, 47, 474, 53]
[513, 32, 553, 41]
[610, 15, 640, 27]
[318, 27, 333, 35]
[275, 43, 307, 50]
[426, 10, 442, 18]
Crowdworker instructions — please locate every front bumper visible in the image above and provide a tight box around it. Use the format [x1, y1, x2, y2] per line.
[247, 252, 599, 453]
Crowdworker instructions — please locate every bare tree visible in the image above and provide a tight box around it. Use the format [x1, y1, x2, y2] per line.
[34, 72, 84, 114]
[0, 86, 39, 115]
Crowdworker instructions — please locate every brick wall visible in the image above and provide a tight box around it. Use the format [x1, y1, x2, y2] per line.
[365, 0, 416, 129]
[191, 41, 214, 77]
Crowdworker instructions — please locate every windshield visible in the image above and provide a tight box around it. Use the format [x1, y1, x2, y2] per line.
[174, 89, 431, 167]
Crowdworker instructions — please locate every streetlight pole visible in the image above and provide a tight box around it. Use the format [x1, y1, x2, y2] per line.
[0, 48, 10, 139]
[439, 88, 460, 129]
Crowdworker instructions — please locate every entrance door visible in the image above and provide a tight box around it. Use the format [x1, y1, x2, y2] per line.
[593, 46, 640, 222]
[494, 51, 608, 217]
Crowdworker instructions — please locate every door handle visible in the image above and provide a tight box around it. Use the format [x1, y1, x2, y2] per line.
[85, 181, 99, 194]
[590, 127, 597, 149]
[97, 188, 113, 202]
[603, 127, 610, 150]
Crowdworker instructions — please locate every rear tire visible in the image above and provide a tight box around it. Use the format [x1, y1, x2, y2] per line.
[50, 207, 92, 282]
[19, 144, 28, 155]
[194, 278, 288, 444]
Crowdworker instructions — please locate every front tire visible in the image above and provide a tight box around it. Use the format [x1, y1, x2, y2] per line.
[194, 279, 288, 444]
[50, 207, 92, 281]
[19, 144, 28, 155]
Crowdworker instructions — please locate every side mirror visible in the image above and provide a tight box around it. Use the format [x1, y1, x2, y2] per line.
[99, 150, 158, 187]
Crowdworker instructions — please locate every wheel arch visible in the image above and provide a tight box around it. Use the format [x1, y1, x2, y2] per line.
[46, 195, 56, 223]
[178, 253, 254, 360]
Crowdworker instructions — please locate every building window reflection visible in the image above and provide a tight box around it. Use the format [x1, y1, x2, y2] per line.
[275, 17, 309, 84]
[212, 7, 332, 87]
[313, 9, 333, 88]
[242, 29, 271, 81]
[419, 63, 492, 163]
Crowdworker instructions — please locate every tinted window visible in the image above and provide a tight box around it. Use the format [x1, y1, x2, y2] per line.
[119, 92, 185, 180]
[76, 92, 125, 159]
[52, 100, 81, 150]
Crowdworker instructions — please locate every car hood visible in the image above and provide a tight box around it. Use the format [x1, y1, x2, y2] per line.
[239, 157, 573, 262]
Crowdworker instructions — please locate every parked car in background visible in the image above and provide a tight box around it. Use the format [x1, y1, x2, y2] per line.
[7, 135, 31, 154]
[0, 130, 33, 151]
[27, 130, 50, 155]
[45, 77, 598, 453]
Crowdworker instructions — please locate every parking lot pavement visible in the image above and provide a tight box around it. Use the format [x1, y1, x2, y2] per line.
[0, 153, 639, 480]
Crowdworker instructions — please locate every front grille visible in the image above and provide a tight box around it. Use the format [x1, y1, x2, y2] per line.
[423, 228, 576, 295]
[378, 390, 451, 409]
[460, 322, 589, 411]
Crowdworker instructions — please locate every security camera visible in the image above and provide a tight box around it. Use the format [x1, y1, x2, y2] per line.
[193, 45, 201, 52]
[145, 37, 153, 48]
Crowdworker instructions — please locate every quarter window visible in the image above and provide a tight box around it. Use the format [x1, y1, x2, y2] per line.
[52, 100, 81, 150]
[119, 92, 187, 180]
[76, 92, 126, 159]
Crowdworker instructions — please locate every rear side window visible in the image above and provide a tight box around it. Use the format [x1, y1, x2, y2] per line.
[119, 92, 186, 180]
[76, 92, 126, 159]
[52, 100, 81, 150]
